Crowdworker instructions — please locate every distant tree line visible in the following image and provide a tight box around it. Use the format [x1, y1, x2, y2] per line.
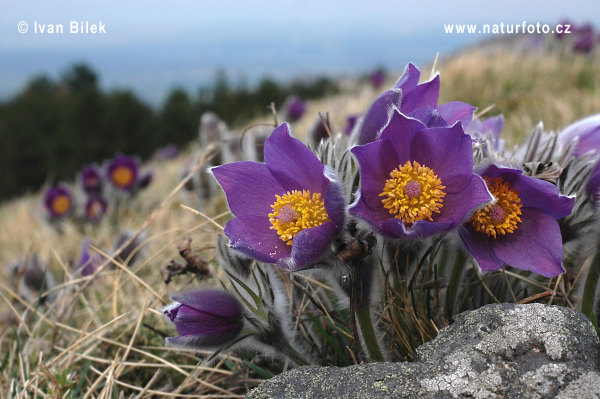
[0, 64, 339, 201]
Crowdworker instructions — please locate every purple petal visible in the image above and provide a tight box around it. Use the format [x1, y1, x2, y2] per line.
[458, 226, 505, 272]
[378, 111, 425, 162]
[483, 165, 574, 218]
[559, 114, 600, 157]
[170, 304, 241, 336]
[356, 89, 402, 145]
[263, 123, 326, 193]
[212, 162, 284, 218]
[171, 290, 243, 318]
[434, 175, 492, 224]
[400, 75, 440, 115]
[351, 139, 399, 209]
[393, 63, 421, 92]
[491, 208, 565, 277]
[349, 195, 393, 233]
[166, 324, 242, 347]
[224, 217, 291, 263]
[409, 124, 475, 192]
[279, 221, 338, 270]
[407, 107, 448, 128]
[437, 101, 477, 128]
[323, 171, 346, 228]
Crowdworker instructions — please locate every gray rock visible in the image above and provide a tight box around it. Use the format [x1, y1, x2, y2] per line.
[246, 303, 600, 399]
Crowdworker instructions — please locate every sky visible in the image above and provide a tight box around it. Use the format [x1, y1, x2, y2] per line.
[1, 0, 599, 106]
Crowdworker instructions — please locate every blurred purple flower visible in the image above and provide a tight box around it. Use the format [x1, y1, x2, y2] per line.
[285, 96, 307, 122]
[573, 32, 595, 54]
[153, 144, 179, 160]
[85, 196, 108, 223]
[44, 184, 73, 219]
[357, 63, 476, 145]
[555, 19, 574, 39]
[212, 123, 345, 270]
[163, 290, 244, 348]
[80, 164, 103, 194]
[107, 155, 139, 191]
[370, 68, 386, 89]
[466, 115, 505, 150]
[75, 239, 103, 276]
[459, 165, 574, 277]
[350, 110, 492, 239]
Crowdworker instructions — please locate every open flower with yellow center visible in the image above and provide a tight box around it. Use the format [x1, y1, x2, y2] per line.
[212, 123, 344, 270]
[350, 110, 492, 239]
[44, 184, 73, 219]
[106, 155, 139, 191]
[459, 165, 575, 277]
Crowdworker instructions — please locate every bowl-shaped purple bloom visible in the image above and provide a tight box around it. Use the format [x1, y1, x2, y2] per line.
[458, 165, 574, 277]
[285, 96, 307, 122]
[80, 164, 103, 194]
[350, 110, 492, 239]
[163, 290, 244, 348]
[370, 68, 386, 89]
[212, 123, 345, 270]
[106, 155, 139, 191]
[357, 63, 476, 145]
[85, 196, 108, 223]
[44, 184, 73, 219]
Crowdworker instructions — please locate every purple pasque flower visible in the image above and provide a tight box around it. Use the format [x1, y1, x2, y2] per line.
[285, 96, 307, 122]
[560, 113, 600, 157]
[163, 290, 244, 348]
[466, 115, 505, 150]
[350, 110, 492, 239]
[344, 114, 360, 136]
[80, 164, 103, 194]
[357, 63, 476, 145]
[84, 196, 108, 223]
[106, 155, 139, 191]
[75, 239, 103, 276]
[212, 123, 345, 270]
[574, 32, 595, 54]
[44, 184, 73, 219]
[459, 165, 574, 277]
[370, 68, 386, 89]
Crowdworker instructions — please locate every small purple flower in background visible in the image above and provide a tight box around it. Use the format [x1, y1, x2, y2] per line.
[466, 115, 505, 150]
[350, 110, 492, 239]
[153, 144, 179, 160]
[370, 68, 386, 89]
[212, 123, 345, 270]
[85, 196, 108, 224]
[285, 96, 307, 122]
[75, 239, 103, 276]
[559, 113, 600, 197]
[574, 32, 595, 54]
[344, 114, 360, 136]
[163, 290, 244, 348]
[107, 155, 139, 191]
[80, 164, 103, 194]
[459, 165, 574, 277]
[357, 63, 476, 145]
[44, 184, 73, 219]
[309, 117, 331, 145]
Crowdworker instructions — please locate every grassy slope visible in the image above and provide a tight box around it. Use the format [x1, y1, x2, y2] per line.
[0, 44, 598, 397]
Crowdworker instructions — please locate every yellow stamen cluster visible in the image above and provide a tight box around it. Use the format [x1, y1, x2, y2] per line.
[52, 195, 71, 215]
[380, 161, 446, 224]
[269, 190, 329, 245]
[471, 177, 522, 238]
[112, 166, 134, 187]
